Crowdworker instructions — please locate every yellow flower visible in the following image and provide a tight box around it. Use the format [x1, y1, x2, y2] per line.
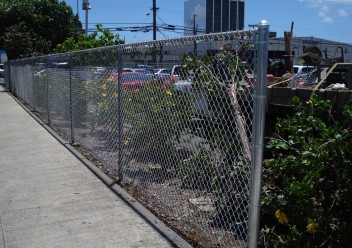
[306, 222, 318, 234]
[123, 139, 129, 145]
[101, 84, 107, 90]
[166, 90, 172, 96]
[275, 210, 289, 224]
[106, 76, 113, 83]
[101, 93, 107, 97]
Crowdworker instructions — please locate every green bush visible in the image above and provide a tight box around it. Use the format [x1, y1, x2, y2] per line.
[72, 76, 88, 125]
[260, 95, 352, 247]
[91, 75, 118, 129]
[178, 144, 217, 190]
[122, 80, 195, 166]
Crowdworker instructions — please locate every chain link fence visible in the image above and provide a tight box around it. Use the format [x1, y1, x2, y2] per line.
[4, 23, 269, 248]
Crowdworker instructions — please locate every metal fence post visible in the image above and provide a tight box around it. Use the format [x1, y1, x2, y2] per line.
[45, 57, 50, 124]
[117, 52, 123, 181]
[248, 20, 269, 248]
[30, 59, 34, 109]
[23, 61, 26, 101]
[6, 61, 12, 91]
[69, 54, 74, 144]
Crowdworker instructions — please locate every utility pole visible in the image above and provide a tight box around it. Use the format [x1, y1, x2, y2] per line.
[284, 22, 294, 73]
[236, 0, 239, 30]
[220, 0, 223, 32]
[228, 0, 230, 31]
[153, 0, 157, 40]
[82, 0, 91, 34]
[193, 14, 197, 35]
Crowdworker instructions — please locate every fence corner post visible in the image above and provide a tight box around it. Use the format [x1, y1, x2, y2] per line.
[247, 19, 269, 248]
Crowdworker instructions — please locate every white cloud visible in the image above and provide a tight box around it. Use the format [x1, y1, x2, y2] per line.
[321, 5, 330, 12]
[319, 13, 334, 22]
[297, 0, 351, 22]
[298, 0, 352, 5]
[318, 5, 334, 22]
[326, 0, 352, 5]
[337, 9, 348, 16]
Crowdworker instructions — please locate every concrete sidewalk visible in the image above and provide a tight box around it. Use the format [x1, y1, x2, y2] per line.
[0, 87, 190, 248]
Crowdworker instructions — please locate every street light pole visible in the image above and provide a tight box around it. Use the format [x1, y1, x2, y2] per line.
[82, 0, 91, 34]
[85, 8, 88, 33]
[236, 0, 239, 30]
[193, 14, 197, 35]
[153, 0, 157, 40]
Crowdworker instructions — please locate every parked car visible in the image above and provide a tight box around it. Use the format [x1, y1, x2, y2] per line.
[111, 72, 168, 90]
[292, 65, 316, 86]
[94, 67, 106, 75]
[34, 70, 46, 77]
[48, 62, 70, 70]
[173, 65, 254, 122]
[293, 65, 315, 75]
[123, 68, 136, 72]
[0, 64, 4, 78]
[151, 68, 170, 82]
[133, 68, 155, 74]
[173, 67, 217, 119]
[154, 68, 171, 75]
[170, 65, 190, 82]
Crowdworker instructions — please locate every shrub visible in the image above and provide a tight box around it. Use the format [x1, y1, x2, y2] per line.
[122, 80, 195, 166]
[260, 95, 352, 247]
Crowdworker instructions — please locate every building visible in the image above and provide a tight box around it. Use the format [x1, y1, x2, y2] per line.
[123, 35, 351, 68]
[184, 0, 245, 36]
[268, 36, 352, 65]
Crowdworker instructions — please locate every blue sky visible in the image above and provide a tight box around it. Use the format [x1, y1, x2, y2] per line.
[64, 0, 352, 44]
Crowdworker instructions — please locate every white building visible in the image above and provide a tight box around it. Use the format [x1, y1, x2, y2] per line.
[124, 35, 352, 68]
[268, 36, 352, 65]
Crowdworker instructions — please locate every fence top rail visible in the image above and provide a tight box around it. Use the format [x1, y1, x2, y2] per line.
[9, 29, 258, 63]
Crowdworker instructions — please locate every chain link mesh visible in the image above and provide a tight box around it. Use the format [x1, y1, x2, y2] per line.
[8, 30, 262, 247]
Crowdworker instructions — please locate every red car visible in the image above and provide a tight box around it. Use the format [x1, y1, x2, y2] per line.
[111, 72, 169, 89]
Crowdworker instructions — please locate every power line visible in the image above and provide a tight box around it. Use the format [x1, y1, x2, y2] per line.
[84, 24, 204, 33]
[157, 28, 169, 39]
[88, 22, 151, 25]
